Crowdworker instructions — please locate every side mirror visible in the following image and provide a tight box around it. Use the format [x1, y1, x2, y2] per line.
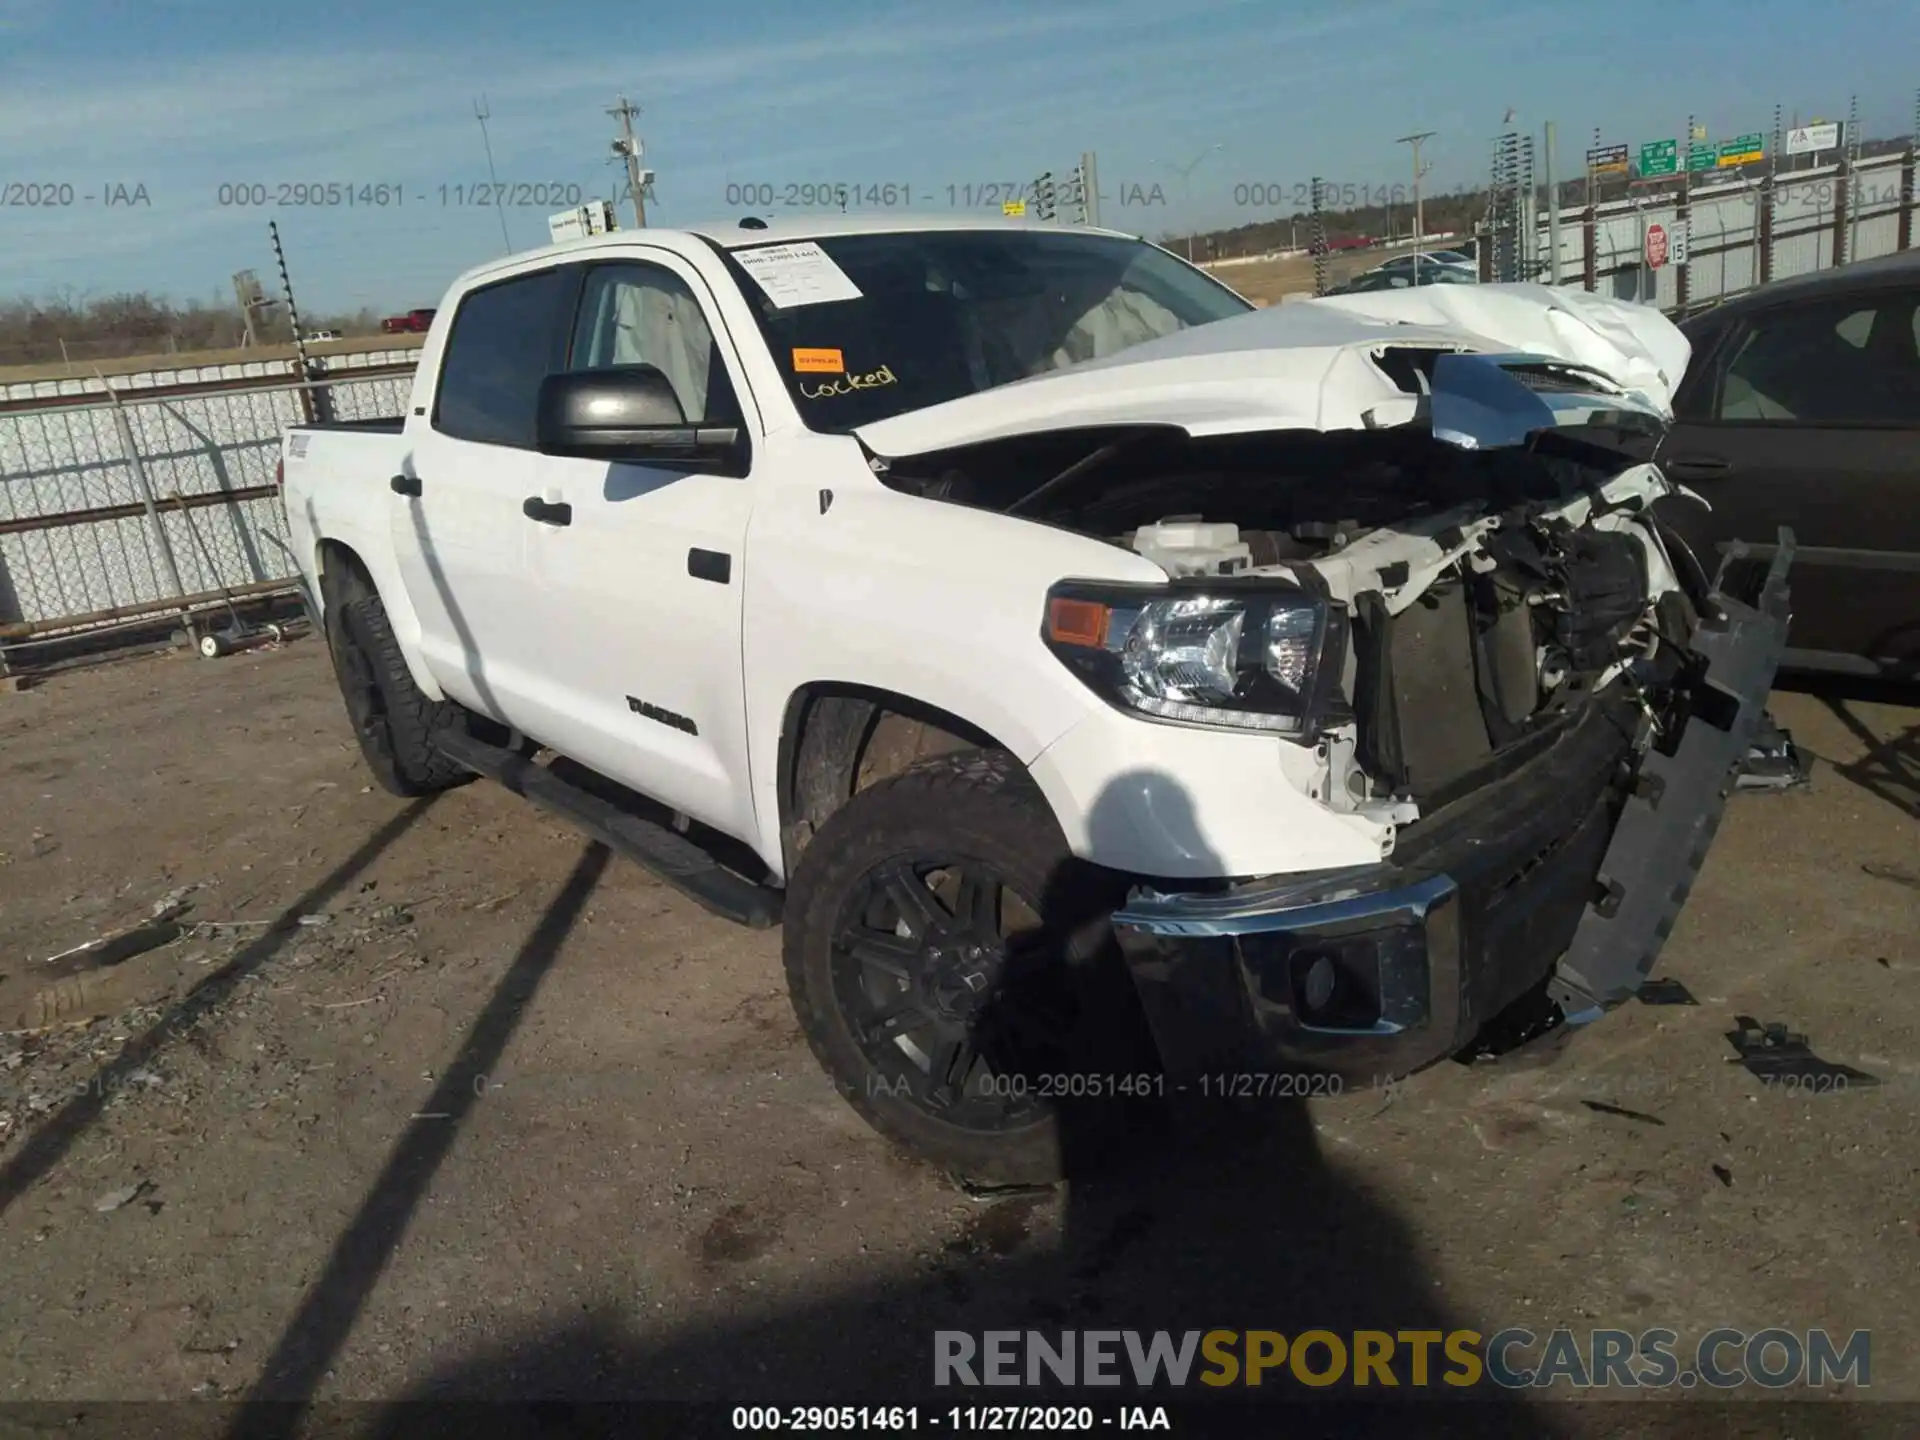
[536, 366, 745, 472]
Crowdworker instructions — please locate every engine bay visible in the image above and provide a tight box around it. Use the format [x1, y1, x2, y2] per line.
[887, 422, 1700, 816]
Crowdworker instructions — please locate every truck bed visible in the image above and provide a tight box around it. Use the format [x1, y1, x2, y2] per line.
[281, 422, 414, 632]
[291, 416, 405, 435]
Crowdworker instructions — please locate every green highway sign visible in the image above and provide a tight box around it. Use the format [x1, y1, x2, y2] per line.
[1718, 132, 1765, 167]
[1639, 139, 1678, 176]
[1687, 142, 1717, 172]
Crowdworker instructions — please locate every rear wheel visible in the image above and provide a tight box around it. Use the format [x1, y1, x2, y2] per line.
[323, 563, 472, 797]
[782, 749, 1159, 1184]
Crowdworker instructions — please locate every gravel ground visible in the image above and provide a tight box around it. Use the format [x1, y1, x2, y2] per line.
[0, 638, 1913, 1434]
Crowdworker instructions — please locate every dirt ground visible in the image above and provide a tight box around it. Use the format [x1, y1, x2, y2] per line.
[0, 637, 1914, 1430]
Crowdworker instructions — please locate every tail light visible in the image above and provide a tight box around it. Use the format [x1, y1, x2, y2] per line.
[274, 457, 285, 491]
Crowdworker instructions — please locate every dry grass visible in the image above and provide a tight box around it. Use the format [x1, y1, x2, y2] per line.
[0, 333, 426, 387]
[1203, 239, 1434, 304]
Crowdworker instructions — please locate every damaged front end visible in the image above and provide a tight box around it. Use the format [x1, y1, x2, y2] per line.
[1103, 360, 1790, 1080]
[880, 344, 1791, 1081]
[1111, 533, 1789, 1082]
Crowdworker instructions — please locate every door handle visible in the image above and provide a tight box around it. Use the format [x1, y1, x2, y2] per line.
[1663, 454, 1734, 480]
[522, 496, 573, 527]
[390, 473, 421, 497]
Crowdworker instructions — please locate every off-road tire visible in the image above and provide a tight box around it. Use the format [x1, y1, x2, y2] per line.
[782, 748, 1160, 1184]
[323, 563, 472, 797]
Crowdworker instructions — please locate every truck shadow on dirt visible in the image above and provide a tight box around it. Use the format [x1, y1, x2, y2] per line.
[1777, 670, 1919, 821]
[0, 799, 438, 1218]
[223, 773, 1571, 1436]
[235, 841, 610, 1418]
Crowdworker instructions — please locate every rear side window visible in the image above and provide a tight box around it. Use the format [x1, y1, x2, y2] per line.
[1715, 291, 1920, 424]
[432, 269, 569, 446]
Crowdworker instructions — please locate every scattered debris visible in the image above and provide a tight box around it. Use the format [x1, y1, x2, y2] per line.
[1724, 1017, 1880, 1090]
[1581, 1100, 1666, 1126]
[149, 886, 197, 919]
[1712, 1164, 1734, 1187]
[185, 919, 274, 936]
[1735, 716, 1812, 793]
[36, 914, 187, 975]
[953, 1174, 1055, 1201]
[296, 914, 331, 928]
[1636, 977, 1698, 1006]
[1862, 863, 1920, 893]
[93, 1179, 154, 1213]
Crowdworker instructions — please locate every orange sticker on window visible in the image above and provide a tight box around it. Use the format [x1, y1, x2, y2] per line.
[792, 347, 845, 373]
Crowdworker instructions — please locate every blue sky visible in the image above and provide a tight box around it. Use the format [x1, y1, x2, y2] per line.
[1, 0, 1915, 313]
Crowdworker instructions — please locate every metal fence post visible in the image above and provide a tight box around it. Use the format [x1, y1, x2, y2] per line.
[1905, 88, 1920, 253]
[1545, 121, 1561, 285]
[1833, 168, 1851, 267]
[1759, 176, 1775, 285]
[1310, 178, 1328, 297]
[1675, 188, 1691, 311]
[101, 379, 194, 634]
[1845, 94, 1861, 265]
[1901, 148, 1917, 253]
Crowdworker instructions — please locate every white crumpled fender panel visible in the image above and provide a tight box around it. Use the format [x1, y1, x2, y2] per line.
[1312, 283, 1690, 418]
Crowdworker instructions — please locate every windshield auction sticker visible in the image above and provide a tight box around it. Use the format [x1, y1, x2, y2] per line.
[735, 241, 863, 308]
[792, 347, 845, 373]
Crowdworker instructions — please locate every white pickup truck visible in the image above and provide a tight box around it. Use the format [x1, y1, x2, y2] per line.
[281, 215, 1790, 1182]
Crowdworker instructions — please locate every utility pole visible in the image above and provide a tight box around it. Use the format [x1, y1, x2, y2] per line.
[609, 94, 649, 228]
[474, 96, 513, 254]
[1396, 130, 1435, 277]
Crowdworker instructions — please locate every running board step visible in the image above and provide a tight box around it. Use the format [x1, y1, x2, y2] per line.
[436, 730, 782, 929]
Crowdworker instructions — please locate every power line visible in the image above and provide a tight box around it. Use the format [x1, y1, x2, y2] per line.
[474, 96, 513, 254]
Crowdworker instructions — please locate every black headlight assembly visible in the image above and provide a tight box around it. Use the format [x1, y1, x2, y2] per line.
[1042, 576, 1351, 738]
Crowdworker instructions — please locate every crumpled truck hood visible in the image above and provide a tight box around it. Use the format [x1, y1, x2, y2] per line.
[854, 282, 1690, 459]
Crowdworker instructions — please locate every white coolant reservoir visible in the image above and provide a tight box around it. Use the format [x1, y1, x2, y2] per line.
[1130, 518, 1253, 578]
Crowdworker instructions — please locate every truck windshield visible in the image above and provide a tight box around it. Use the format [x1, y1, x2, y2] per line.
[719, 229, 1254, 433]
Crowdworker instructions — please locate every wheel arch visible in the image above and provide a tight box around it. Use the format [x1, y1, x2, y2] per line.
[773, 682, 1063, 881]
[313, 537, 446, 702]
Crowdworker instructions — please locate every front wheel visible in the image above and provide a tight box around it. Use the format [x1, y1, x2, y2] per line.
[782, 750, 1159, 1184]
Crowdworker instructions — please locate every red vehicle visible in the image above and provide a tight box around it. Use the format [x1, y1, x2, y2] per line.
[380, 309, 437, 334]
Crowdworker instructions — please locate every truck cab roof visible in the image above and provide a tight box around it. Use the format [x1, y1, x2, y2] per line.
[453, 213, 1142, 291]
